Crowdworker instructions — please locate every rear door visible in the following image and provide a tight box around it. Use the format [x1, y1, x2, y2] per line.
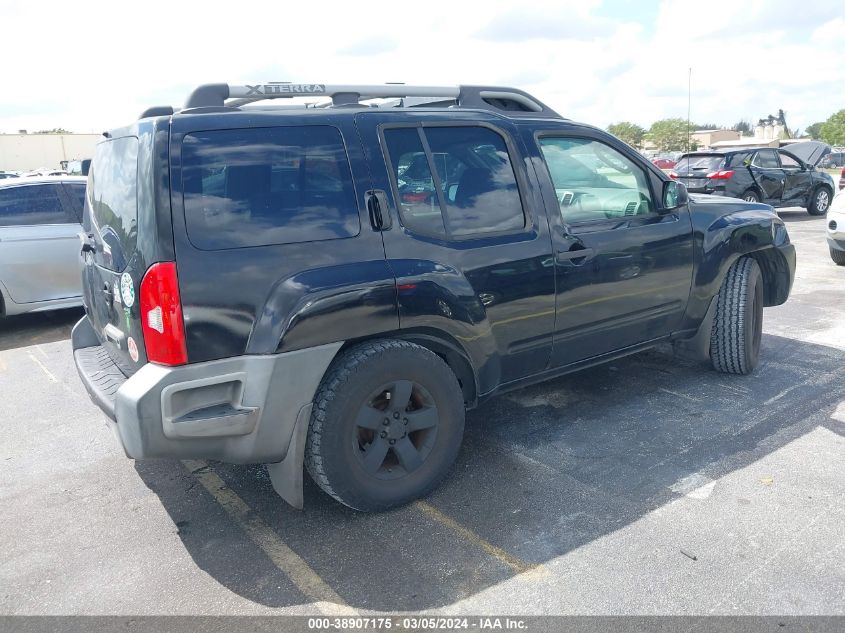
[81, 135, 142, 374]
[750, 149, 785, 203]
[356, 111, 556, 389]
[0, 182, 81, 304]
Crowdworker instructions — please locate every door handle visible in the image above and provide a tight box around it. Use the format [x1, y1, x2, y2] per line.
[556, 247, 595, 265]
[366, 190, 391, 231]
[79, 231, 96, 254]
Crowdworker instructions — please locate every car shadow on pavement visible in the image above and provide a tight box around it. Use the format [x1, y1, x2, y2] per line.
[135, 333, 845, 612]
[0, 308, 83, 352]
[776, 209, 825, 223]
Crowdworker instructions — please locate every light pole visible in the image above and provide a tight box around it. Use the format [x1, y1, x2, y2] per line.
[687, 67, 692, 152]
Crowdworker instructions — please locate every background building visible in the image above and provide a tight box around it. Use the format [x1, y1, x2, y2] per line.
[0, 133, 100, 171]
[691, 129, 740, 149]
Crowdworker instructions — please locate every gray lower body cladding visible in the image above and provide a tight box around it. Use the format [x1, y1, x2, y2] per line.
[72, 315, 342, 464]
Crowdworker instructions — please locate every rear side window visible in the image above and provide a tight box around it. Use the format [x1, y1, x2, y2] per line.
[89, 136, 139, 271]
[181, 126, 360, 250]
[383, 125, 524, 238]
[65, 183, 86, 219]
[0, 184, 72, 226]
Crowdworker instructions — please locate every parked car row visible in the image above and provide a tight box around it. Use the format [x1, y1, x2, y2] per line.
[819, 151, 845, 169]
[0, 169, 71, 179]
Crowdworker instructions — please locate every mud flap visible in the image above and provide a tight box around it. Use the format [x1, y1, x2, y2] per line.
[266, 402, 313, 510]
[673, 295, 718, 362]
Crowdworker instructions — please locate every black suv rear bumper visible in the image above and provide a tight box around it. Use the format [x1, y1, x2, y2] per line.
[72, 315, 342, 464]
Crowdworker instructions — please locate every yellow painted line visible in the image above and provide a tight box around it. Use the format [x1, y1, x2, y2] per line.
[414, 500, 544, 577]
[27, 351, 57, 383]
[182, 460, 355, 615]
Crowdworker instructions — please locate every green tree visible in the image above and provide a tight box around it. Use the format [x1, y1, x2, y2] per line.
[647, 118, 692, 152]
[34, 127, 72, 134]
[805, 122, 824, 139]
[732, 120, 752, 135]
[819, 111, 845, 145]
[607, 121, 646, 147]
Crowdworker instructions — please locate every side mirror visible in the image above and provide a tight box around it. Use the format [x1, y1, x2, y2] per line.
[662, 180, 688, 210]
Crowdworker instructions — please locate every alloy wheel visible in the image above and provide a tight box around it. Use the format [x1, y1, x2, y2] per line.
[353, 380, 439, 480]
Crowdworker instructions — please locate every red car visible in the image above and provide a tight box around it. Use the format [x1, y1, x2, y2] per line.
[652, 157, 677, 169]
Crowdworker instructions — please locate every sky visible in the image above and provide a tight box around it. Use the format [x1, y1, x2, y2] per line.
[1, 0, 843, 135]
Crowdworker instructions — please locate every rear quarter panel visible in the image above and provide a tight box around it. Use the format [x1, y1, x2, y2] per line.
[167, 112, 399, 362]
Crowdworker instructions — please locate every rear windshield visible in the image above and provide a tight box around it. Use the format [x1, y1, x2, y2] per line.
[181, 126, 360, 250]
[88, 136, 139, 271]
[675, 154, 724, 173]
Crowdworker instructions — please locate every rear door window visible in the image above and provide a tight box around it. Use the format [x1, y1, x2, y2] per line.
[0, 184, 73, 226]
[88, 136, 139, 271]
[181, 126, 360, 250]
[382, 125, 525, 238]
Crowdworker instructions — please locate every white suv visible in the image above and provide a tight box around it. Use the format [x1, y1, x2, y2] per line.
[828, 190, 845, 266]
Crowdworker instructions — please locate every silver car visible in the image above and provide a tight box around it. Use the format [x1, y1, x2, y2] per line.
[0, 176, 86, 316]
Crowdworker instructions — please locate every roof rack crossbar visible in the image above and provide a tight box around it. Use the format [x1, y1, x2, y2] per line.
[181, 83, 561, 118]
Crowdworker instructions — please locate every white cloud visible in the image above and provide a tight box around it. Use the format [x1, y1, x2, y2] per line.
[0, 0, 843, 134]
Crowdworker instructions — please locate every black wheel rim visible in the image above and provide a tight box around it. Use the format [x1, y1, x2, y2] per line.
[353, 380, 439, 480]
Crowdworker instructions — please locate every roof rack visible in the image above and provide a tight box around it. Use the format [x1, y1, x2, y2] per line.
[174, 83, 561, 118]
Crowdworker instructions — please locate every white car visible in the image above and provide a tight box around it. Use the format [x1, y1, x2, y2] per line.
[828, 190, 845, 266]
[0, 176, 86, 316]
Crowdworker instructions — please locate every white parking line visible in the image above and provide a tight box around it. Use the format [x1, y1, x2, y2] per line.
[27, 351, 57, 383]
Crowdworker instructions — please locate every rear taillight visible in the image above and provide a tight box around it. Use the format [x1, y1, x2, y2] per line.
[401, 192, 431, 203]
[706, 170, 735, 180]
[139, 262, 187, 366]
[669, 171, 678, 179]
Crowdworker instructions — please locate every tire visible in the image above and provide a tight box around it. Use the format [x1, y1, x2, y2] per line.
[831, 247, 845, 266]
[741, 190, 760, 203]
[304, 339, 465, 511]
[807, 187, 832, 216]
[710, 257, 763, 375]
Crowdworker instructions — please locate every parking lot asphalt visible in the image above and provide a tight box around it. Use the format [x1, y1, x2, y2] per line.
[1, 209, 844, 616]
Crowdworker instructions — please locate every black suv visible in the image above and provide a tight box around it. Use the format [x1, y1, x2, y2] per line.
[672, 143, 835, 215]
[73, 83, 796, 511]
